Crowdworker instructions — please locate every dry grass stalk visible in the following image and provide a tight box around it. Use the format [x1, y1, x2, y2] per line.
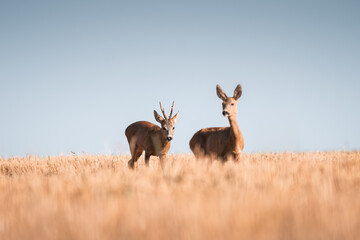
[0, 152, 359, 240]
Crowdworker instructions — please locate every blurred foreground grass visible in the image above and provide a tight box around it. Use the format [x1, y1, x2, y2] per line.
[1, 152, 359, 240]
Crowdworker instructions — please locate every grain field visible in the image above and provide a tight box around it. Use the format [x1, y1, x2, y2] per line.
[1, 152, 359, 240]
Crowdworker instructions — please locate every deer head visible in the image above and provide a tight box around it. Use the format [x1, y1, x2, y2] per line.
[216, 84, 242, 117]
[154, 101, 179, 141]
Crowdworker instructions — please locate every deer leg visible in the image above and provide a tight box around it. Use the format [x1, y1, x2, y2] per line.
[233, 152, 240, 162]
[128, 150, 135, 169]
[220, 152, 230, 163]
[128, 143, 143, 169]
[190, 136, 206, 160]
[159, 155, 166, 169]
[194, 145, 206, 159]
[144, 152, 151, 167]
[133, 148, 143, 163]
[127, 137, 137, 169]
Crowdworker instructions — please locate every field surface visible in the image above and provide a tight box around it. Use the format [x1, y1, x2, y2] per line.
[1, 152, 360, 240]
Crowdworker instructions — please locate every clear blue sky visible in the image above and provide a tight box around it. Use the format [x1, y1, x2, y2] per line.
[1, 0, 359, 157]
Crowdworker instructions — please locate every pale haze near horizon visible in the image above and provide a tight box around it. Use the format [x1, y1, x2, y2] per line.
[1, 1, 359, 157]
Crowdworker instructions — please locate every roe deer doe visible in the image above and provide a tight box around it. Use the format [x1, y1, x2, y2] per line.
[189, 84, 244, 161]
[125, 102, 179, 169]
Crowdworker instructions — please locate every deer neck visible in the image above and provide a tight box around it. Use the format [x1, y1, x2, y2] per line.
[151, 130, 170, 156]
[156, 131, 168, 146]
[227, 114, 241, 142]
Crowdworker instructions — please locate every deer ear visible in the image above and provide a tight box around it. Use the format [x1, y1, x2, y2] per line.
[233, 84, 242, 100]
[154, 110, 164, 123]
[216, 85, 227, 101]
[171, 112, 179, 124]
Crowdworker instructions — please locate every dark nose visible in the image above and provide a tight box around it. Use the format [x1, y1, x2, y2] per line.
[222, 111, 229, 116]
[167, 137, 173, 141]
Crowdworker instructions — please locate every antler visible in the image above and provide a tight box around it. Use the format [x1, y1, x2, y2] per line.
[169, 101, 175, 119]
[159, 102, 168, 120]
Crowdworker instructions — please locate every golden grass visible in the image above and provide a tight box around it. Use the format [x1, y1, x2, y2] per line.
[1, 152, 360, 240]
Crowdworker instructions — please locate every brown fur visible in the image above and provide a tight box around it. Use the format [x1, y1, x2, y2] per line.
[125, 103, 179, 169]
[189, 84, 244, 161]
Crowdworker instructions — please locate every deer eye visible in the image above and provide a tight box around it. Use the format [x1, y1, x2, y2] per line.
[162, 127, 166, 131]
[173, 127, 175, 130]
[231, 103, 234, 106]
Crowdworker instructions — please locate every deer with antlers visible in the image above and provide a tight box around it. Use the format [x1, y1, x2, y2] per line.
[125, 102, 179, 169]
[189, 84, 244, 161]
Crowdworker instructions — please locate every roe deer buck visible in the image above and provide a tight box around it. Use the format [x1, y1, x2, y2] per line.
[189, 84, 244, 161]
[125, 102, 179, 169]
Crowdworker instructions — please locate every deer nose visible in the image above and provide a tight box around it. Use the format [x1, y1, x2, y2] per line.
[222, 111, 229, 116]
[167, 136, 173, 141]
